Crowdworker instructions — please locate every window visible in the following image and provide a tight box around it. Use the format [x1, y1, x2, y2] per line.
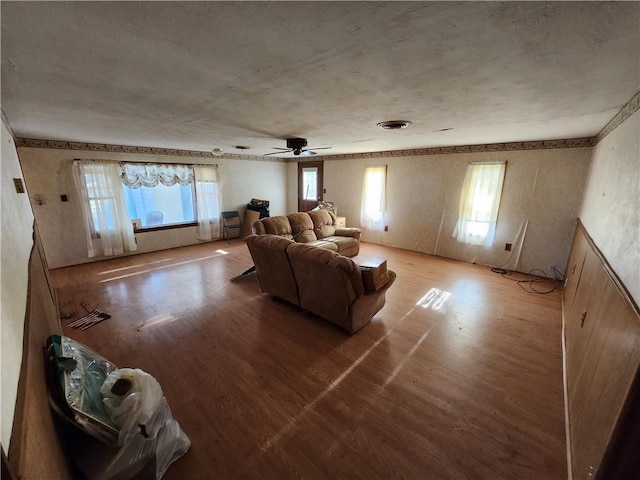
[453, 162, 506, 246]
[74, 160, 223, 258]
[120, 162, 197, 229]
[301, 167, 318, 200]
[361, 165, 386, 231]
[122, 184, 195, 228]
[72, 161, 137, 257]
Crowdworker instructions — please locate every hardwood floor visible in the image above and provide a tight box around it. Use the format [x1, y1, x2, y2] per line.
[51, 240, 567, 479]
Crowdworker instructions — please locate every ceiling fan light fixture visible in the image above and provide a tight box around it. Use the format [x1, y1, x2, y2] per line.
[377, 120, 412, 130]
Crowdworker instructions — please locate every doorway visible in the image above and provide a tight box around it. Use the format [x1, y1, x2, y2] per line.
[298, 161, 323, 212]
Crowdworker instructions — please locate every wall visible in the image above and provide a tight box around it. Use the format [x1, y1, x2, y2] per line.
[18, 148, 288, 268]
[18, 141, 596, 278]
[0, 120, 34, 449]
[579, 109, 639, 305]
[295, 147, 592, 276]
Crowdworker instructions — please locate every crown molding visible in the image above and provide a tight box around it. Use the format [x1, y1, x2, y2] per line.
[15, 136, 596, 163]
[291, 137, 596, 162]
[13, 138, 283, 162]
[595, 91, 640, 144]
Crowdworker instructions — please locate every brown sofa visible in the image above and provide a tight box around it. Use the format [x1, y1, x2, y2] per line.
[245, 234, 396, 334]
[252, 210, 361, 257]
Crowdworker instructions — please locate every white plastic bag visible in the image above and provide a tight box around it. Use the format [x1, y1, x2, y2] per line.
[101, 368, 164, 445]
[98, 368, 191, 479]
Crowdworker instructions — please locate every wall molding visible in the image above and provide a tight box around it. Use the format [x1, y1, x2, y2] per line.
[296, 137, 595, 162]
[595, 91, 640, 144]
[15, 136, 596, 164]
[14, 138, 284, 163]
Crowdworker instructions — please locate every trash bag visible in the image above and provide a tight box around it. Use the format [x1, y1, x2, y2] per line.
[98, 368, 191, 480]
[101, 369, 164, 446]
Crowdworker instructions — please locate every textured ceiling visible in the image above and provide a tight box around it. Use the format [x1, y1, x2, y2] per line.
[1, 1, 639, 157]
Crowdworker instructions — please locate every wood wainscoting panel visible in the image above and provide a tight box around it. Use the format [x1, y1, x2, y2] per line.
[563, 225, 590, 316]
[8, 229, 71, 478]
[563, 219, 640, 479]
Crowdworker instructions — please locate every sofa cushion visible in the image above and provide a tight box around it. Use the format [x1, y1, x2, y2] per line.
[321, 236, 359, 256]
[260, 216, 294, 240]
[245, 235, 299, 305]
[286, 212, 318, 242]
[308, 210, 336, 239]
[287, 243, 359, 325]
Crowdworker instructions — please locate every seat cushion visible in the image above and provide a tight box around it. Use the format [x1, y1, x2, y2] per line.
[305, 240, 339, 252]
[322, 236, 359, 256]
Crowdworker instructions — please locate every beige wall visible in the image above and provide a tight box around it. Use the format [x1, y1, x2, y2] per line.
[1, 120, 34, 448]
[18, 148, 288, 268]
[18, 141, 598, 280]
[580, 109, 640, 304]
[292, 147, 592, 276]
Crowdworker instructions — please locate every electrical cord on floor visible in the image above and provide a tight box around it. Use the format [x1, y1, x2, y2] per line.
[491, 266, 565, 295]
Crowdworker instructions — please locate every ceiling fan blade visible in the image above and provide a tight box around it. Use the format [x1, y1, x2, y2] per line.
[264, 149, 293, 156]
[306, 146, 332, 151]
[270, 147, 291, 150]
[300, 150, 317, 156]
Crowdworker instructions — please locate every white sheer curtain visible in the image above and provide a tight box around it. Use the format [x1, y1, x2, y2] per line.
[73, 160, 137, 257]
[453, 162, 506, 246]
[194, 165, 222, 240]
[360, 165, 386, 231]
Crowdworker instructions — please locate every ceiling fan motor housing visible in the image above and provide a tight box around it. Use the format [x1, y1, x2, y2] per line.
[286, 138, 308, 149]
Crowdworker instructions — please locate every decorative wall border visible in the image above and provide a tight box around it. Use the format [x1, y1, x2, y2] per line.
[297, 137, 596, 162]
[16, 136, 596, 163]
[595, 91, 640, 144]
[13, 138, 282, 163]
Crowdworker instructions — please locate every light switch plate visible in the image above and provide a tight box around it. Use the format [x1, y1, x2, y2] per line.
[13, 178, 25, 193]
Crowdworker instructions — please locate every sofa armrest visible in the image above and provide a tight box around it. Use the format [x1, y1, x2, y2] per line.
[361, 270, 396, 295]
[252, 220, 266, 235]
[334, 227, 361, 240]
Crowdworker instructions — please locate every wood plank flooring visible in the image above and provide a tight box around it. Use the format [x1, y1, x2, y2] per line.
[51, 240, 567, 480]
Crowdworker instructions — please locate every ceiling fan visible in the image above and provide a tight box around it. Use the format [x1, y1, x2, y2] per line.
[264, 138, 331, 156]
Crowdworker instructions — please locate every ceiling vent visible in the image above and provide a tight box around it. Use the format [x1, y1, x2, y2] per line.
[377, 120, 412, 130]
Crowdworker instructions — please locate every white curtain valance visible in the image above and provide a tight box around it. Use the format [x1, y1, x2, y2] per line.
[120, 162, 194, 188]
